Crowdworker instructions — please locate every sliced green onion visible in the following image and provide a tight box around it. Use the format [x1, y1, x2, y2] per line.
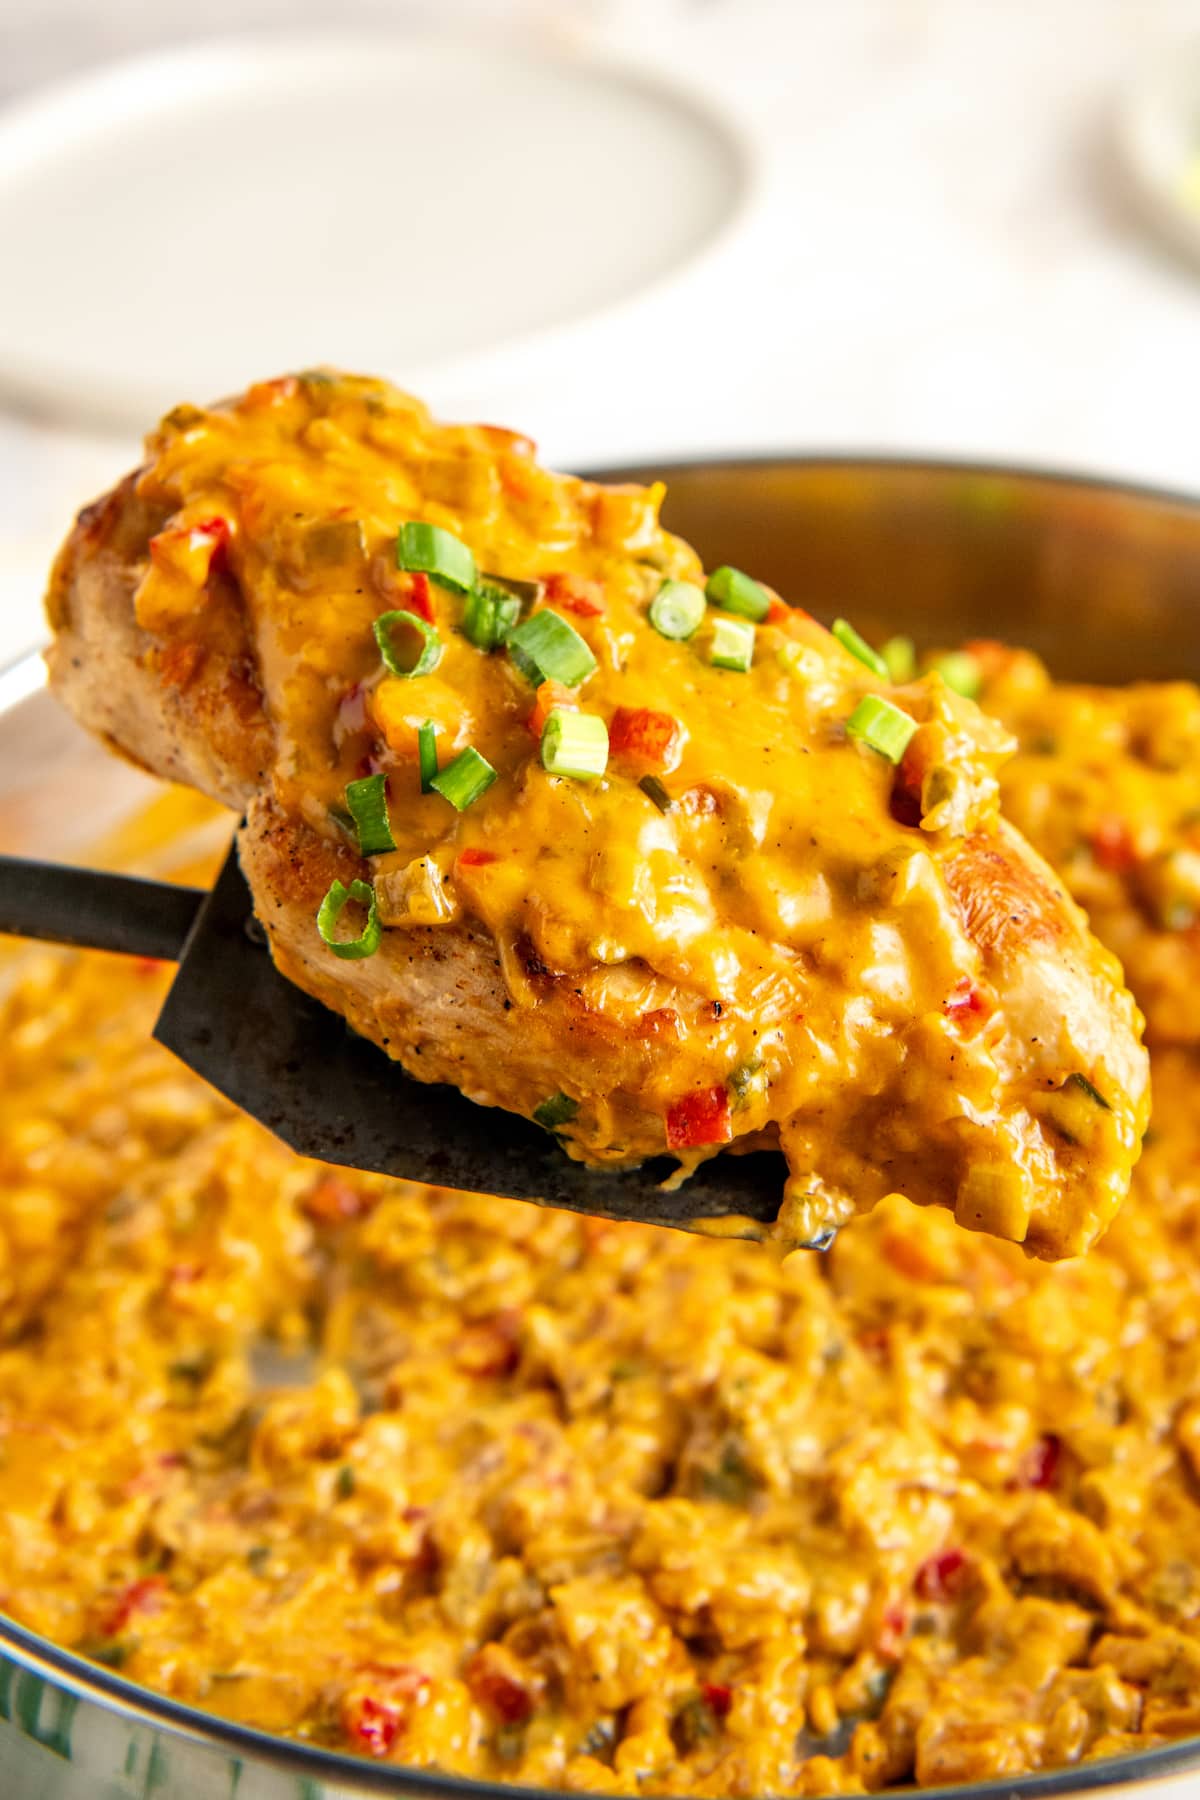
[832, 618, 889, 680]
[344, 772, 396, 856]
[639, 774, 674, 813]
[507, 609, 597, 688]
[931, 650, 982, 700]
[430, 746, 498, 811]
[480, 571, 543, 607]
[395, 521, 475, 593]
[462, 582, 521, 651]
[374, 609, 442, 678]
[706, 565, 770, 622]
[846, 694, 918, 763]
[881, 635, 917, 683]
[649, 579, 705, 640]
[1066, 1072, 1111, 1111]
[534, 1091, 579, 1131]
[316, 878, 382, 960]
[418, 720, 439, 793]
[710, 616, 756, 672]
[541, 709, 609, 780]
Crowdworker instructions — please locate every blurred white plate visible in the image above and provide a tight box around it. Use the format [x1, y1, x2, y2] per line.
[1114, 39, 1200, 270]
[0, 32, 748, 430]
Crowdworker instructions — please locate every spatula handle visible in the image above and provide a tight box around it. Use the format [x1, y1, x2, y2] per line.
[0, 856, 204, 960]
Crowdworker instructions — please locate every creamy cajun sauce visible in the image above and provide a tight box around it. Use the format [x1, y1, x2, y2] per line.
[0, 781, 1198, 1792]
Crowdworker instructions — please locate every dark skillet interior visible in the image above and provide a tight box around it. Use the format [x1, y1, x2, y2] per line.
[604, 456, 1200, 685]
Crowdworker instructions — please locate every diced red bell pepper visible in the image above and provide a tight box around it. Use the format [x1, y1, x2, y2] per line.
[890, 741, 926, 829]
[608, 706, 682, 771]
[544, 572, 605, 617]
[766, 596, 791, 626]
[457, 848, 500, 869]
[465, 1645, 535, 1724]
[701, 1682, 733, 1718]
[349, 1696, 402, 1757]
[527, 679, 577, 740]
[148, 515, 230, 587]
[400, 571, 435, 624]
[914, 1547, 970, 1602]
[100, 1575, 166, 1637]
[1090, 818, 1137, 874]
[944, 977, 989, 1032]
[341, 1666, 429, 1757]
[666, 1086, 733, 1150]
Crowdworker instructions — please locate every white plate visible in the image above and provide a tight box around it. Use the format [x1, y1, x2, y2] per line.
[1114, 38, 1200, 271]
[0, 31, 748, 430]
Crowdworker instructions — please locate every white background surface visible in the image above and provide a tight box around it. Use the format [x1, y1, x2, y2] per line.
[2, 0, 1200, 667]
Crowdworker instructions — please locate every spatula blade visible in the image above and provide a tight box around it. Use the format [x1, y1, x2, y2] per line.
[153, 843, 785, 1231]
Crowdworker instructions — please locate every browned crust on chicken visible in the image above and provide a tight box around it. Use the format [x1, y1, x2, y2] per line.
[45, 475, 270, 811]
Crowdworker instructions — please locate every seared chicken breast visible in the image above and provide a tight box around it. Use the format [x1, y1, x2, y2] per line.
[45, 373, 1149, 1255]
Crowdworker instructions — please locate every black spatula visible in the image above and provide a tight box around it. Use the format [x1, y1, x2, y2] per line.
[0, 843, 784, 1233]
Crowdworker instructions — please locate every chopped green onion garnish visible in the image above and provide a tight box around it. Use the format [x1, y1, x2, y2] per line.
[463, 582, 521, 651]
[429, 746, 498, 811]
[534, 1091, 579, 1131]
[344, 772, 395, 856]
[480, 571, 543, 606]
[316, 878, 382, 960]
[649, 579, 705, 640]
[1066, 1072, 1111, 1111]
[374, 609, 442, 678]
[881, 636, 917, 683]
[639, 774, 673, 813]
[395, 521, 475, 593]
[931, 651, 982, 700]
[710, 616, 756, 672]
[846, 694, 918, 763]
[832, 618, 888, 680]
[418, 719, 438, 793]
[541, 709, 609, 780]
[706, 565, 770, 622]
[507, 609, 597, 688]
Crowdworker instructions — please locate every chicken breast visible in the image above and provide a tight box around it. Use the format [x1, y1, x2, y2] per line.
[44, 372, 1149, 1256]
